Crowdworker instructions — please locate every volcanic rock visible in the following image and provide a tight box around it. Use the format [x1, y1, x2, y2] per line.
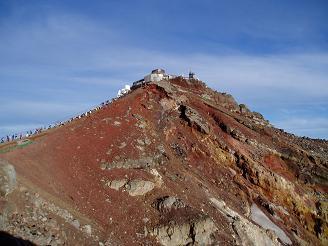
[125, 179, 155, 196]
[0, 159, 16, 197]
[148, 216, 217, 246]
[154, 196, 186, 212]
[179, 105, 210, 134]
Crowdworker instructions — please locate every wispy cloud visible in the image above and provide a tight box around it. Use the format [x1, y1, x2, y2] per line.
[0, 4, 327, 139]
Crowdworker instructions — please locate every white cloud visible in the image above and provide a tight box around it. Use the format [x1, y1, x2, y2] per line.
[1, 12, 327, 102]
[0, 12, 327, 139]
[87, 50, 328, 106]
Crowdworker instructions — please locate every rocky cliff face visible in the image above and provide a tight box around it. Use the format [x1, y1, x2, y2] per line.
[0, 77, 327, 245]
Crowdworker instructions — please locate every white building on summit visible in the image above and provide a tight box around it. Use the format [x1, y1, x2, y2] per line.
[131, 68, 195, 90]
[132, 68, 169, 89]
[144, 68, 167, 83]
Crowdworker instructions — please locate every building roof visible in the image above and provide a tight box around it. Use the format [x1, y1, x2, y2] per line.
[151, 68, 165, 74]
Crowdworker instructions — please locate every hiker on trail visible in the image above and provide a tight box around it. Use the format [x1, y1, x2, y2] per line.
[0, 94, 122, 143]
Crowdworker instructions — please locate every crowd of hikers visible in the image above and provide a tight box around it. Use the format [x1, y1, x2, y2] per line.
[0, 85, 131, 144]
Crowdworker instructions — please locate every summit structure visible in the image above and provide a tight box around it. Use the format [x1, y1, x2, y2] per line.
[132, 68, 186, 89]
[144, 68, 167, 83]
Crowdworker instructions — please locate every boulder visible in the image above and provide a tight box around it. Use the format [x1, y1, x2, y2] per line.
[125, 180, 155, 196]
[148, 216, 217, 246]
[231, 129, 247, 142]
[154, 196, 185, 212]
[179, 105, 210, 134]
[0, 159, 16, 197]
[108, 179, 128, 191]
[239, 104, 251, 114]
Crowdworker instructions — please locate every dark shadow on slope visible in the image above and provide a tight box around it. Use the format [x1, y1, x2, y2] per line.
[0, 231, 35, 246]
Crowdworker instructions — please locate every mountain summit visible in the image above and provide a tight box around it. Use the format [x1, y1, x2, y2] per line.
[0, 73, 327, 245]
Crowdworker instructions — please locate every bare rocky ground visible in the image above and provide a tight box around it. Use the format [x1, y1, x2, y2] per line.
[0, 77, 327, 245]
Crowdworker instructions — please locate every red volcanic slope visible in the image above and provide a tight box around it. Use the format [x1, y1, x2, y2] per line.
[0, 77, 327, 245]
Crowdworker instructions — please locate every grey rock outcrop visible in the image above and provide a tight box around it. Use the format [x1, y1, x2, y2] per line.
[108, 179, 128, 191]
[103, 178, 155, 196]
[239, 104, 251, 114]
[101, 153, 167, 170]
[125, 180, 155, 196]
[179, 105, 210, 134]
[210, 197, 281, 246]
[148, 216, 217, 246]
[154, 196, 186, 212]
[0, 159, 16, 197]
[231, 129, 247, 142]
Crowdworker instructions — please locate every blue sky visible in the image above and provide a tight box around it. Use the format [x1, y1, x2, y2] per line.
[0, 0, 328, 139]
